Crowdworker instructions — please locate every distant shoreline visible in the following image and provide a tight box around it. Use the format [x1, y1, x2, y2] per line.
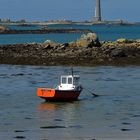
[0, 28, 91, 34]
[1, 20, 140, 26]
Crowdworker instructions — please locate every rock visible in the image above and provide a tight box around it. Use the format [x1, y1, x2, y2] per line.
[58, 43, 69, 50]
[0, 26, 9, 33]
[43, 44, 52, 49]
[0, 35, 140, 65]
[102, 41, 117, 47]
[116, 38, 133, 43]
[44, 40, 52, 44]
[110, 49, 126, 57]
[75, 33, 100, 48]
[43, 40, 60, 49]
[69, 42, 77, 47]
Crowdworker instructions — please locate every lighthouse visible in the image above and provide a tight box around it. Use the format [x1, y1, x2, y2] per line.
[95, 0, 101, 21]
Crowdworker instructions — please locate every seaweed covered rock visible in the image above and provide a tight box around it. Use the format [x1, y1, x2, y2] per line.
[116, 38, 133, 43]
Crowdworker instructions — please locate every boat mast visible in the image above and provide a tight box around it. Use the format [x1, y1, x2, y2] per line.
[71, 67, 73, 76]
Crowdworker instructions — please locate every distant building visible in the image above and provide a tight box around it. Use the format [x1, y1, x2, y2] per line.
[17, 19, 26, 23]
[1, 18, 11, 23]
[95, 0, 101, 21]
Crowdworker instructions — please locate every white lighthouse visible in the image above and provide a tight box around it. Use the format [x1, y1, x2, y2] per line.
[95, 0, 101, 21]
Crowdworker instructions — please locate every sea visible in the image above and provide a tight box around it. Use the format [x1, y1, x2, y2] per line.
[0, 25, 140, 140]
[0, 24, 140, 44]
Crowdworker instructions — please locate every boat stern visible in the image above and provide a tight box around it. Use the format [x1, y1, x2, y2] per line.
[37, 88, 55, 98]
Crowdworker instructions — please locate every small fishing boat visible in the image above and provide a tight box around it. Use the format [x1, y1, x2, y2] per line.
[37, 73, 83, 101]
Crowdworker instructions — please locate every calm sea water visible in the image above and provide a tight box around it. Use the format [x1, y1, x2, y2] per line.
[0, 24, 140, 44]
[0, 65, 140, 139]
[49, 24, 140, 41]
[7, 25, 42, 30]
[0, 33, 81, 44]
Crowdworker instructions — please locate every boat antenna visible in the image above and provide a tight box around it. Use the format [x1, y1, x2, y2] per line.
[71, 67, 73, 76]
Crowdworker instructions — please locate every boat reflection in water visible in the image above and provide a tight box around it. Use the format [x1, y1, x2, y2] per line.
[37, 101, 80, 111]
[37, 101, 82, 128]
[38, 102, 58, 111]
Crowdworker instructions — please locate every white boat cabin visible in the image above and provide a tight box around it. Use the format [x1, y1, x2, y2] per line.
[57, 75, 81, 91]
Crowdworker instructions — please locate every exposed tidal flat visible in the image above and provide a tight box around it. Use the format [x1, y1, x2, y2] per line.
[0, 34, 140, 66]
[0, 65, 140, 139]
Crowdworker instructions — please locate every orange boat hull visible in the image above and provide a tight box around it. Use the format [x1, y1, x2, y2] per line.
[37, 88, 81, 101]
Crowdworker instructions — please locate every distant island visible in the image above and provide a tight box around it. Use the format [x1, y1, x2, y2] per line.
[0, 19, 140, 26]
[0, 25, 91, 34]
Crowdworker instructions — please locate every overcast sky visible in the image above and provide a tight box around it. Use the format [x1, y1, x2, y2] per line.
[0, 0, 139, 22]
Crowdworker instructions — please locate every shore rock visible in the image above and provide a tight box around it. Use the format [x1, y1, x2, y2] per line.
[73, 33, 100, 48]
[43, 40, 60, 49]
[116, 38, 133, 43]
[0, 26, 9, 33]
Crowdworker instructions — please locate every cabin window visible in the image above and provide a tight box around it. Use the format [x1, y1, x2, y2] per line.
[73, 77, 79, 85]
[68, 78, 72, 84]
[62, 77, 67, 84]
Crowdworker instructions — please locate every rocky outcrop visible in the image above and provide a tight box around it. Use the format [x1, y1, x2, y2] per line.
[43, 40, 60, 49]
[70, 33, 101, 48]
[0, 36, 140, 66]
[0, 26, 9, 33]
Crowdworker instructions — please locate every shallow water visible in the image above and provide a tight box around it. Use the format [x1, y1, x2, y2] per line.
[7, 25, 42, 30]
[0, 65, 140, 139]
[49, 24, 140, 41]
[0, 24, 140, 44]
[0, 33, 82, 45]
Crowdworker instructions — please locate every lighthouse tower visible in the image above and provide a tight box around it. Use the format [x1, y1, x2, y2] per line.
[95, 0, 101, 21]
